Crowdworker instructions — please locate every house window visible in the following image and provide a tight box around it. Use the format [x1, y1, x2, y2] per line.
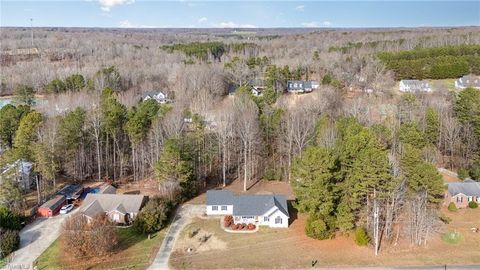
[456, 197, 459, 203]
[212, 206, 218, 211]
[275, 216, 282, 224]
[221, 206, 227, 211]
[264, 216, 269, 222]
[460, 197, 463, 203]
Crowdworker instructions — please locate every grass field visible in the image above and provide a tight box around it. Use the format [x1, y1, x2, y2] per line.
[170, 207, 480, 269]
[35, 227, 165, 270]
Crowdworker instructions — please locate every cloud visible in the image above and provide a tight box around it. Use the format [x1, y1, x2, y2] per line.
[302, 21, 332, 28]
[214, 21, 257, 28]
[295, 5, 305, 11]
[198, 17, 208, 23]
[97, 0, 134, 12]
[302, 21, 319, 28]
[119, 20, 161, 28]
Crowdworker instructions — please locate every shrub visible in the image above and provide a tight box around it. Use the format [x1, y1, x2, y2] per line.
[440, 215, 452, 224]
[305, 215, 333, 240]
[448, 202, 458, 212]
[61, 214, 118, 258]
[0, 229, 20, 259]
[133, 196, 175, 234]
[441, 231, 464, 245]
[468, 201, 478, 209]
[457, 168, 469, 180]
[247, 223, 256, 230]
[224, 215, 233, 227]
[354, 227, 370, 246]
[0, 206, 23, 231]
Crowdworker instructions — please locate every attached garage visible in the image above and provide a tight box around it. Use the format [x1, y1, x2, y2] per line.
[37, 195, 66, 217]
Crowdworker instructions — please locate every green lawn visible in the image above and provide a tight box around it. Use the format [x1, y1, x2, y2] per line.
[35, 227, 166, 270]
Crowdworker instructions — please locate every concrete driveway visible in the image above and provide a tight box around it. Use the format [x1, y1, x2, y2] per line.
[1, 208, 79, 270]
[148, 204, 204, 270]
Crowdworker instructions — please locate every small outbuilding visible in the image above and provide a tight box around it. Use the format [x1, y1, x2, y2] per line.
[37, 195, 67, 217]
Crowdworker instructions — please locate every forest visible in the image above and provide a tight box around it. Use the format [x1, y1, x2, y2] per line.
[1, 26, 480, 254]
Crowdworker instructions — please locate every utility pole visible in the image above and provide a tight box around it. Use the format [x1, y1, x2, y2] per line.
[30, 18, 34, 47]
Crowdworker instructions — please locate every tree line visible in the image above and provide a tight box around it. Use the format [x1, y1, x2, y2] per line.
[378, 45, 480, 80]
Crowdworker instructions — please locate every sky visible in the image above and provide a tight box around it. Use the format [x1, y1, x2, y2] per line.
[1, 1, 479, 28]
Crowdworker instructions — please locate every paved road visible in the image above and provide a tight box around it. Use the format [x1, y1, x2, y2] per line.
[1, 208, 79, 270]
[148, 204, 204, 270]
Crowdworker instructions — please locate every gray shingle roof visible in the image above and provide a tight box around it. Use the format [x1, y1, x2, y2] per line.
[99, 184, 117, 194]
[400, 80, 430, 90]
[448, 181, 480, 197]
[206, 190, 289, 217]
[206, 190, 234, 205]
[81, 194, 145, 218]
[457, 75, 480, 88]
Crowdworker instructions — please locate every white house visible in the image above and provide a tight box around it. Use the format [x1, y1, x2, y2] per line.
[251, 86, 265, 97]
[399, 80, 432, 93]
[455, 75, 480, 89]
[0, 159, 35, 191]
[287, 80, 319, 93]
[206, 190, 289, 228]
[143, 90, 170, 104]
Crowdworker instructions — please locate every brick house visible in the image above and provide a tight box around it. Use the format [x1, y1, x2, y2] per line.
[445, 180, 480, 208]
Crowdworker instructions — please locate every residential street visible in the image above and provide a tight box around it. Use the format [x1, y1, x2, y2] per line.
[1, 208, 79, 270]
[148, 204, 204, 270]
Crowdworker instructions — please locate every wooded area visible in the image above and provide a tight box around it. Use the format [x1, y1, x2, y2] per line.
[1, 27, 480, 255]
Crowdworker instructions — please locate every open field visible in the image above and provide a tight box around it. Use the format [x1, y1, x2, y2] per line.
[35, 227, 166, 270]
[170, 207, 480, 269]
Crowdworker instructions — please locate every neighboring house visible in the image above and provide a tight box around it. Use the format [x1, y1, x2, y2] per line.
[287, 80, 319, 93]
[206, 190, 289, 228]
[143, 90, 170, 104]
[81, 194, 146, 224]
[455, 75, 480, 89]
[0, 159, 35, 191]
[399, 80, 432, 93]
[251, 86, 265, 97]
[445, 180, 480, 208]
[98, 184, 117, 194]
[37, 195, 67, 217]
[57, 184, 84, 203]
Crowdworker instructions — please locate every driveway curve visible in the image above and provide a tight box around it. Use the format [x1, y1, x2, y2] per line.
[148, 204, 204, 270]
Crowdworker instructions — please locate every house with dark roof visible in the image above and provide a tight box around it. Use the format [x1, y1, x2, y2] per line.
[206, 190, 289, 228]
[445, 180, 480, 208]
[399, 80, 432, 93]
[287, 80, 319, 94]
[57, 184, 83, 202]
[455, 75, 480, 89]
[80, 194, 146, 224]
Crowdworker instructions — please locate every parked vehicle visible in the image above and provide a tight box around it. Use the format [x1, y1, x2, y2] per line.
[59, 204, 74, 214]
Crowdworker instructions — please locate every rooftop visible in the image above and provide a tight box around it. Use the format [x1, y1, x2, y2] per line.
[448, 181, 480, 197]
[206, 190, 289, 217]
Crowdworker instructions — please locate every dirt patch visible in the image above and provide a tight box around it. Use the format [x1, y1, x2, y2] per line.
[176, 227, 227, 254]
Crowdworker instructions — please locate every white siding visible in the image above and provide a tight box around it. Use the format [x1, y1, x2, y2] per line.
[267, 209, 289, 228]
[206, 205, 233, 215]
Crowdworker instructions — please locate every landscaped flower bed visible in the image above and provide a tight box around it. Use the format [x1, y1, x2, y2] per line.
[230, 222, 256, 231]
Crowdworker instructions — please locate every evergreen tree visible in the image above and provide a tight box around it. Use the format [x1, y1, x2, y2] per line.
[400, 144, 444, 203]
[399, 123, 427, 149]
[13, 85, 35, 106]
[0, 105, 22, 148]
[455, 87, 480, 138]
[12, 111, 43, 160]
[425, 107, 440, 145]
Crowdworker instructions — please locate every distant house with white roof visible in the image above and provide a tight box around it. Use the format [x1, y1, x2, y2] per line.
[142, 90, 170, 104]
[455, 75, 480, 89]
[399, 80, 432, 93]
